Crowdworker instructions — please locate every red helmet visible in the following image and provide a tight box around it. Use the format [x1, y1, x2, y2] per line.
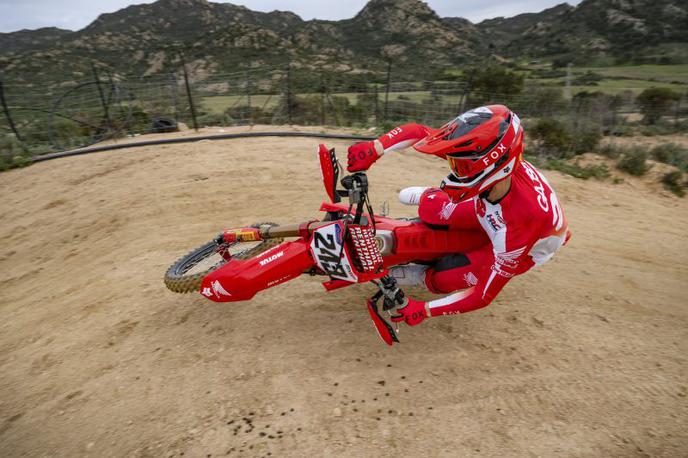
[413, 105, 523, 202]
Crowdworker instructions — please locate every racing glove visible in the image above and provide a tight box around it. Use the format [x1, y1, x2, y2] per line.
[391, 297, 428, 326]
[347, 141, 380, 172]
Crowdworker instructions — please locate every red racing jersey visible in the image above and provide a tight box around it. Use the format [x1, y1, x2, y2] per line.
[374, 123, 570, 315]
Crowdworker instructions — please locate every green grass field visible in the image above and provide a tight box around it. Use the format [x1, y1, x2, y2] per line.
[201, 64, 688, 114]
[201, 91, 449, 114]
[573, 64, 688, 84]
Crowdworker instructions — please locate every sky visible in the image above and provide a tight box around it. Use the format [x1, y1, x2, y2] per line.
[0, 0, 582, 33]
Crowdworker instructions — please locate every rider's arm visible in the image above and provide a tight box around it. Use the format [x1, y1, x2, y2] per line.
[347, 123, 432, 172]
[374, 123, 433, 155]
[426, 261, 513, 315]
[425, 243, 536, 315]
[392, 245, 535, 326]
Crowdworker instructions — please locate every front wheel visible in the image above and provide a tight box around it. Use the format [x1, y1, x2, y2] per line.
[164, 223, 283, 293]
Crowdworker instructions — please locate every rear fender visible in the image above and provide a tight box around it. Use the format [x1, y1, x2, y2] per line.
[199, 240, 313, 302]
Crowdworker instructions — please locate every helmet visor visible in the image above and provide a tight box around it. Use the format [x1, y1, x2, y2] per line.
[445, 107, 494, 141]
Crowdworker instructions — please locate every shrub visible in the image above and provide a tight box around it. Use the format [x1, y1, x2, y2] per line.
[640, 119, 680, 136]
[617, 148, 650, 176]
[636, 87, 680, 125]
[597, 143, 623, 158]
[571, 124, 602, 154]
[530, 118, 572, 157]
[0, 133, 32, 171]
[546, 159, 610, 180]
[468, 65, 524, 105]
[661, 171, 686, 197]
[650, 143, 688, 171]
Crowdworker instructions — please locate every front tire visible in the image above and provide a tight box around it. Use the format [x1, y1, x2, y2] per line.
[164, 223, 282, 293]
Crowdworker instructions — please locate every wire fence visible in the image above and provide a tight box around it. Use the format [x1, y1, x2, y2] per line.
[1, 62, 686, 163]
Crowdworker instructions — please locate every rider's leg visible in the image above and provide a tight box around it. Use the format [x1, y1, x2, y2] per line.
[398, 187, 430, 205]
[425, 247, 494, 294]
[390, 264, 429, 286]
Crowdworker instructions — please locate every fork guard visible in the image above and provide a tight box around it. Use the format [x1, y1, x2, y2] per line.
[366, 291, 400, 346]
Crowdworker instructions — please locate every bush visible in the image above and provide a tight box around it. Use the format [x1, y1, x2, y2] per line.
[468, 65, 524, 105]
[530, 119, 572, 157]
[529, 118, 601, 157]
[571, 125, 602, 154]
[636, 87, 680, 125]
[650, 143, 688, 171]
[639, 119, 680, 136]
[661, 171, 686, 197]
[546, 159, 610, 180]
[617, 148, 650, 176]
[0, 133, 32, 171]
[597, 143, 623, 158]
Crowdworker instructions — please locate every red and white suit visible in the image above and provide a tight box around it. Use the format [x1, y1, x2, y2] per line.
[374, 123, 570, 316]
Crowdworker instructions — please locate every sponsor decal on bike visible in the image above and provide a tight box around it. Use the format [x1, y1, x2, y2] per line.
[310, 223, 358, 282]
[259, 250, 284, 266]
[201, 287, 213, 297]
[267, 274, 294, 287]
[211, 280, 231, 297]
[334, 223, 343, 245]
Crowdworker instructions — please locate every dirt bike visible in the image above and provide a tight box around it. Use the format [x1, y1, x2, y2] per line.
[164, 145, 486, 345]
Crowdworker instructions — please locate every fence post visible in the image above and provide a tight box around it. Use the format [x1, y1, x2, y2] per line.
[384, 61, 392, 122]
[320, 73, 326, 126]
[0, 81, 23, 141]
[168, 72, 181, 123]
[245, 71, 253, 126]
[374, 83, 380, 126]
[458, 70, 474, 113]
[286, 63, 293, 124]
[91, 63, 112, 132]
[179, 53, 199, 131]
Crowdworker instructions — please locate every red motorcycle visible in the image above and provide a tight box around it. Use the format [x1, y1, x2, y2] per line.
[164, 145, 487, 344]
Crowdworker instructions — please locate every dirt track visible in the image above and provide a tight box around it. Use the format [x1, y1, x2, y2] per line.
[0, 128, 687, 457]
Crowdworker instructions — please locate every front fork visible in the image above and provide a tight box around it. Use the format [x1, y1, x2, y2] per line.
[367, 275, 407, 346]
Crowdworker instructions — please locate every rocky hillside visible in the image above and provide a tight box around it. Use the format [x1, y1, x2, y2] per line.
[0, 0, 685, 85]
[482, 0, 688, 64]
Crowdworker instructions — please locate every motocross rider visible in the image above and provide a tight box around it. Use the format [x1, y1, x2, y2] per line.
[347, 105, 570, 327]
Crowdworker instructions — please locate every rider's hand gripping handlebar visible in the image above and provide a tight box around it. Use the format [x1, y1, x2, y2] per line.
[366, 275, 407, 346]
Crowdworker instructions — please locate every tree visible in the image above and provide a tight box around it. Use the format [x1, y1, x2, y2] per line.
[636, 87, 680, 125]
[468, 65, 524, 106]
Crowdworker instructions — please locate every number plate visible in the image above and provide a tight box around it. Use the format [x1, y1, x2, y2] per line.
[310, 222, 358, 282]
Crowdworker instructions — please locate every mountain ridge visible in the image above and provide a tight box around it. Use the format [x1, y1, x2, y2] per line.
[0, 0, 685, 85]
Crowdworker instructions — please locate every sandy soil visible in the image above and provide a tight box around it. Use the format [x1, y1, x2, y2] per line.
[0, 129, 687, 458]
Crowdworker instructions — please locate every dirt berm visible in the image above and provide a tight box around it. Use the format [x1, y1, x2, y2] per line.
[0, 128, 686, 457]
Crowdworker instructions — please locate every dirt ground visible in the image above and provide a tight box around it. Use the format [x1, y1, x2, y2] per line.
[0, 129, 687, 458]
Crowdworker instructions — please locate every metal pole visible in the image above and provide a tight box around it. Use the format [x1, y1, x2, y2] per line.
[91, 63, 112, 131]
[320, 73, 326, 126]
[180, 53, 199, 131]
[374, 83, 380, 126]
[384, 61, 392, 122]
[458, 70, 474, 113]
[168, 72, 180, 122]
[0, 81, 22, 141]
[246, 71, 252, 126]
[286, 64, 293, 124]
